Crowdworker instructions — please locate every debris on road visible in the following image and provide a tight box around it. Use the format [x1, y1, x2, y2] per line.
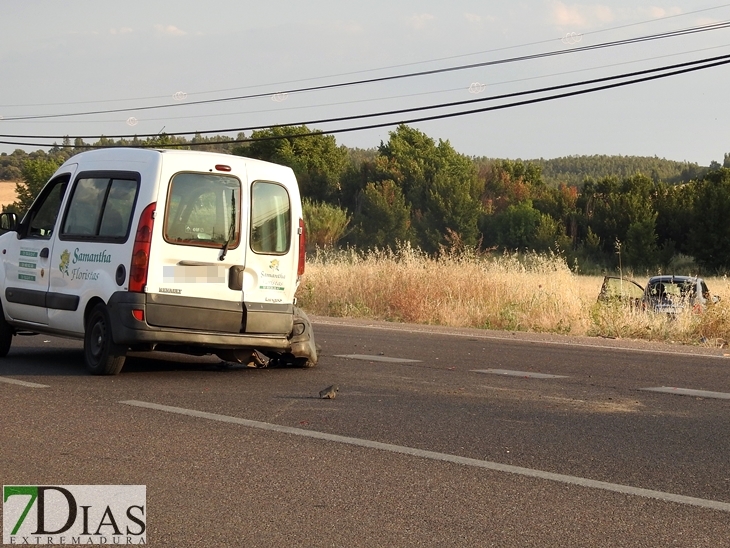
[319, 385, 339, 399]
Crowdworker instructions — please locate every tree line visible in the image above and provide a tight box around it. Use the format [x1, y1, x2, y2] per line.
[3, 126, 730, 273]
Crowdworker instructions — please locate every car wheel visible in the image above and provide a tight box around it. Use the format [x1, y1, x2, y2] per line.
[0, 305, 13, 357]
[84, 303, 126, 375]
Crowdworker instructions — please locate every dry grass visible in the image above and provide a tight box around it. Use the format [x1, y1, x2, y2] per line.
[0, 182, 18, 209]
[297, 245, 730, 347]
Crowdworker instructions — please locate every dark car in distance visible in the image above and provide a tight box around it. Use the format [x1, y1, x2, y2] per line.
[599, 275, 719, 314]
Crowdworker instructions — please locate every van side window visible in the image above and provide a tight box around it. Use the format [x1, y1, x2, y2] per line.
[100, 179, 137, 237]
[251, 181, 291, 254]
[25, 177, 69, 240]
[61, 174, 139, 241]
[163, 173, 241, 248]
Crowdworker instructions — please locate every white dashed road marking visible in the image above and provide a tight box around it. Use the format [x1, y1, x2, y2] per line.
[335, 354, 421, 363]
[0, 376, 49, 388]
[471, 369, 568, 379]
[121, 399, 730, 513]
[640, 386, 730, 400]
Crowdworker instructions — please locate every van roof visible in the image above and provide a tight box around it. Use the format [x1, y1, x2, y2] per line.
[60, 147, 291, 173]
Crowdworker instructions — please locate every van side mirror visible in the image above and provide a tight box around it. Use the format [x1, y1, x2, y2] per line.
[0, 212, 18, 234]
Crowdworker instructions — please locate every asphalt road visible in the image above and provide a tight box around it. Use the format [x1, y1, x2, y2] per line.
[1, 316, 730, 547]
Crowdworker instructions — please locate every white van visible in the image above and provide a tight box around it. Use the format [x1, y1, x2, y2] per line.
[0, 148, 318, 374]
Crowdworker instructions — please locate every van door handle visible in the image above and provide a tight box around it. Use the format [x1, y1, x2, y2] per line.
[40, 247, 49, 258]
[229, 265, 244, 291]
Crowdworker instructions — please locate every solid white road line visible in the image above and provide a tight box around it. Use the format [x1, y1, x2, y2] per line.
[471, 369, 568, 379]
[121, 399, 730, 513]
[335, 354, 421, 363]
[640, 386, 730, 400]
[0, 376, 49, 388]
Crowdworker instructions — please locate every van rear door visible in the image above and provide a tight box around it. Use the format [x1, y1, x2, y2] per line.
[144, 163, 246, 334]
[143, 155, 299, 338]
[240, 162, 300, 335]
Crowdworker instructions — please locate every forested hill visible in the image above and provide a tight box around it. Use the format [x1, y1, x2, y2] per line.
[1, 146, 710, 187]
[4, 127, 730, 272]
[515, 154, 708, 187]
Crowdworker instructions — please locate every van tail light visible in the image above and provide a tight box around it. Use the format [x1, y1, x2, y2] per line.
[129, 202, 156, 293]
[297, 218, 306, 276]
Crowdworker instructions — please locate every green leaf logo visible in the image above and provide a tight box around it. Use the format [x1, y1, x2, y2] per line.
[59, 249, 70, 277]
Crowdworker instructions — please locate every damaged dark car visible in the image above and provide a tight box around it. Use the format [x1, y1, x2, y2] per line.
[599, 275, 719, 314]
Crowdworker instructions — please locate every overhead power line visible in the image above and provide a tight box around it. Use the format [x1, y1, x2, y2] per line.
[2, 54, 728, 149]
[3, 2, 730, 109]
[9, 43, 730, 127]
[3, 20, 730, 123]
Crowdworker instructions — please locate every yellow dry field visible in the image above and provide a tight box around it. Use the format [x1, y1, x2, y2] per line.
[0, 181, 18, 209]
[297, 246, 730, 347]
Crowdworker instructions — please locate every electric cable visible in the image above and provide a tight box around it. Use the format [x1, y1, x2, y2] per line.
[18, 42, 730, 129]
[1, 53, 727, 149]
[3, 2, 729, 109]
[7, 42, 730, 127]
[3, 19, 730, 122]
[2, 53, 728, 141]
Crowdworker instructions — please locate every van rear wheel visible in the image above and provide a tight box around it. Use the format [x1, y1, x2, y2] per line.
[85, 304, 126, 375]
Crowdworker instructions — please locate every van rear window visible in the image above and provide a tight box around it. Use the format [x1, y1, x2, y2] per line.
[251, 181, 291, 254]
[164, 173, 241, 248]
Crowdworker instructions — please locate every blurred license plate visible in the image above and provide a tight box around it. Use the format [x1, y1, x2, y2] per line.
[162, 265, 226, 283]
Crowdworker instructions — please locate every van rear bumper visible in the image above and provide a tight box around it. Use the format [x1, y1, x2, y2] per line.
[106, 292, 317, 363]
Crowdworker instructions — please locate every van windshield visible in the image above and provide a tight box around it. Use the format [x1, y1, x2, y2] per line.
[164, 173, 240, 248]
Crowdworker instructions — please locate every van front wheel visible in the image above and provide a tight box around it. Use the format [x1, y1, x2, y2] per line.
[0, 312, 13, 357]
[85, 304, 126, 375]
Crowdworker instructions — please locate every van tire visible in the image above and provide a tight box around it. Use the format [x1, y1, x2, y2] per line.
[85, 304, 126, 375]
[0, 310, 12, 358]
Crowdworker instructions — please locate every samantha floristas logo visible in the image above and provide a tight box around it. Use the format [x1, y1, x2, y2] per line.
[3, 485, 146, 545]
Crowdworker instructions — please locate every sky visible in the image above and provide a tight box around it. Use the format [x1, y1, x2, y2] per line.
[1, 1, 729, 165]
